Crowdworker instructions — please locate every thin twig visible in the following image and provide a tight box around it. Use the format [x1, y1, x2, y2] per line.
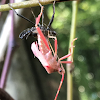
[0, 0, 6, 16]
[0, 0, 75, 12]
[66, 1, 79, 100]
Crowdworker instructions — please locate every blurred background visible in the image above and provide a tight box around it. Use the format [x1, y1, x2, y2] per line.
[0, 0, 100, 100]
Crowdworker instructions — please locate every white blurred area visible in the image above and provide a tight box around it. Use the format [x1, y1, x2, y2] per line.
[0, 0, 23, 62]
[0, 0, 39, 100]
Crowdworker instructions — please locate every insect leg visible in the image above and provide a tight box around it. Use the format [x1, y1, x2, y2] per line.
[54, 73, 64, 100]
[8, 3, 35, 25]
[38, 0, 44, 27]
[47, 0, 56, 29]
[42, 9, 44, 26]
[55, 38, 77, 100]
[30, 7, 36, 21]
[35, 2, 50, 50]
[59, 38, 77, 63]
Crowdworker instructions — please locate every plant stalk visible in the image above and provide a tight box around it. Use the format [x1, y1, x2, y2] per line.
[0, 0, 72, 12]
[66, 1, 78, 100]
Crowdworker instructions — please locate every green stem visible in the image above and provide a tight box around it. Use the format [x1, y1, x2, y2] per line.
[0, 0, 69, 12]
[66, 1, 78, 100]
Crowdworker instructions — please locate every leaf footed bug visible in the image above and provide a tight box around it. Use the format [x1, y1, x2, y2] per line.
[9, 1, 77, 100]
[31, 1, 77, 100]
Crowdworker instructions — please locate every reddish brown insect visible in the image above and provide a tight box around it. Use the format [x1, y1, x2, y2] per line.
[31, 1, 77, 100]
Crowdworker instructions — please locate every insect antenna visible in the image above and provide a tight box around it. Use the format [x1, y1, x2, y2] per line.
[8, 3, 35, 25]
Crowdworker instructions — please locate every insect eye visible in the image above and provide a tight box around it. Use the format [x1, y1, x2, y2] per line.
[59, 69, 62, 72]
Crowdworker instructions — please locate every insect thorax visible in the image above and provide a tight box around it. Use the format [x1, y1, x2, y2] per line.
[19, 26, 57, 39]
